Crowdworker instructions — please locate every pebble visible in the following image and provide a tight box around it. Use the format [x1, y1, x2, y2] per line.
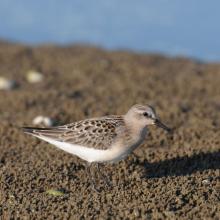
[9, 192, 15, 198]
[0, 77, 16, 90]
[45, 189, 66, 196]
[26, 70, 44, 83]
[43, 117, 53, 127]
[202, 176, 213, 184]
[32, 116, 53, 126]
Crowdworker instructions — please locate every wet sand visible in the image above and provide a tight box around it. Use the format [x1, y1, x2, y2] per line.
[0, 41, 220, 219]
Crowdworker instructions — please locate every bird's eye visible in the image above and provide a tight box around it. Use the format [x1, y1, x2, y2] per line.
[143, 112, 148, 117]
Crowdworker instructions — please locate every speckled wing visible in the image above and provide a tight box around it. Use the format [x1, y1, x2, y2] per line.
[22, 116, 125, 150]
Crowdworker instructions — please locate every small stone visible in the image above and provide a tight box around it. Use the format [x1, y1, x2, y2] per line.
[43, 117, 53, 127]
[202, 177, 212, 184]
[32, 116, 44, 125]
[45, 189, 66, 196]
[9, 192, 15, 198]
[32, 116, 53, 127]
[0, 77, 16, 90]
[26, 70, 44, 83]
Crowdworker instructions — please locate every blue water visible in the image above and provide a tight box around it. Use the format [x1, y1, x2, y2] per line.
[1, 0, 220, 62]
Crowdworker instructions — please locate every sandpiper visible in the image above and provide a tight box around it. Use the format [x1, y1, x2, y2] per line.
[22, 103, 170, 192]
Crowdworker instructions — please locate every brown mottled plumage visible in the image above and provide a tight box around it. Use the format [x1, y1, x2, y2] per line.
[22, 116, 126, 150]
[22, 103, 170, 192]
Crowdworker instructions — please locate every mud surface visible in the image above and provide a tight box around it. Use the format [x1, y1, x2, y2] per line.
[0, 41, 220, 219]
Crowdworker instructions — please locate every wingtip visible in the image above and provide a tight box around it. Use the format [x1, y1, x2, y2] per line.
[21, 126, 55, 133]
[21, 127, 35, 133]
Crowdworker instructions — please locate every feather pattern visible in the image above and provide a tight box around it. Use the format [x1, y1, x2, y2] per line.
[22, 115, 126, 150]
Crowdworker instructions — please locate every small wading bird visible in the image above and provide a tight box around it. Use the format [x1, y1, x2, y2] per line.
[22, 103, 170, 192]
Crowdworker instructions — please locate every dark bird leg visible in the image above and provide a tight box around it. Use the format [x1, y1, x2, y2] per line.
[86, 163, 99, 192]
[95, 163, 113, 189]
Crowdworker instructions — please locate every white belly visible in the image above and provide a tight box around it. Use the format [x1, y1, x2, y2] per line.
[36, 135, 135, 163]
[53, 140, 132, 163]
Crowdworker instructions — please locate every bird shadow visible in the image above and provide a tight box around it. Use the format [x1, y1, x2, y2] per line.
[131, 150, 220, 179]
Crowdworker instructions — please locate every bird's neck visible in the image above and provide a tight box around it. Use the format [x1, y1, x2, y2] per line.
[125, 118, 148, 143]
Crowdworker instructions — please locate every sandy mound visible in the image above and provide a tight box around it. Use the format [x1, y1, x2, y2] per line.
[0, 41, 220, 219]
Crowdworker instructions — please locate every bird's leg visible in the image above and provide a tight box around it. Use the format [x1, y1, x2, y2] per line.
[86, 163, 99, 193]
[95, 163, 113, 189]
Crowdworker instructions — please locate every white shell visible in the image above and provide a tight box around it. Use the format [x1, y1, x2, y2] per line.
[32, 116, 44, 125]
[26, 70, 44, 83]
[202, 179, 210, 184]
[0, 77, 16, 90]
[32, 116, 53, 127]
[43, 117, 53, 127]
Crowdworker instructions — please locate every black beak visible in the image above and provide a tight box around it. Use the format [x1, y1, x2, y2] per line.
[154, 119, 171, 132]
